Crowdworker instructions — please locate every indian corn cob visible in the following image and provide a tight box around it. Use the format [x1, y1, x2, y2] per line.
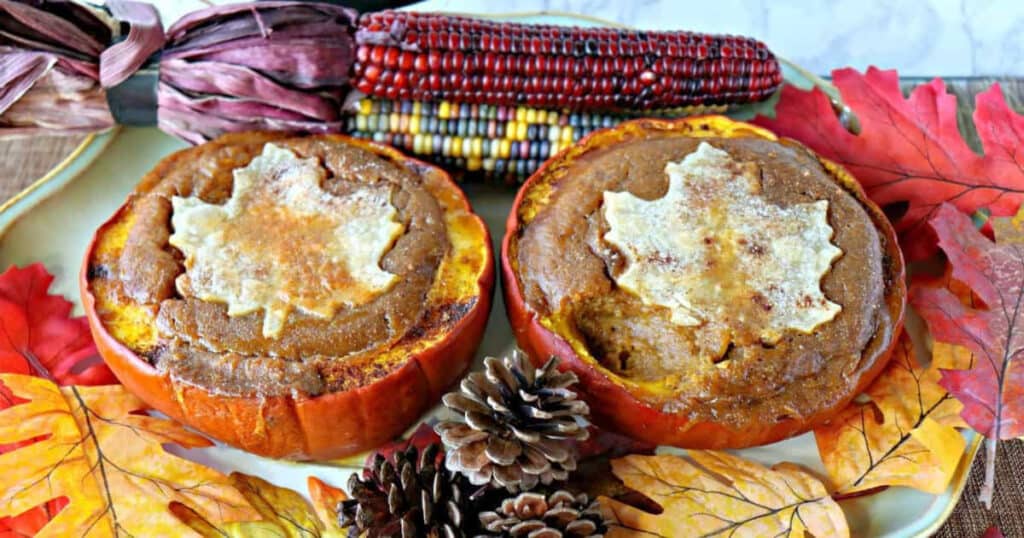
[353, 11, 783, 111]
[346, 97, 641, 182]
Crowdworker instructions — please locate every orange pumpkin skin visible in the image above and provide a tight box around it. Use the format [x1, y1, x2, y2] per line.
[501, 116, 906, 449]
[82, 134, 494, 460]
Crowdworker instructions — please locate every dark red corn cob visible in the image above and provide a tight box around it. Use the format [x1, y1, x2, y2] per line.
[353, 11, 783, 111]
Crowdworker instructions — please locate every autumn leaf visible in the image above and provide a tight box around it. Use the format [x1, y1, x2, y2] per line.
[754, 67, 1024, 261]
[983, 526, 1006, 538]
[912, 203, 1024, 507]
[0, 263, 115, 386]
[0, 497, 67, 538]
[813, 333, 969, 494]
[170, 473, 348, 537]
[601, 451, 849, 538]
[0, 373, 258, 536]
[0, 263, 117, 535]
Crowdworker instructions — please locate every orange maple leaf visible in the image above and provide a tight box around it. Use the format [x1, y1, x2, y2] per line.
[0, 373, 259, 537]
[171, 473, 348, 537]
[813, 334, 971, 494]
[601, 451, 848, 538]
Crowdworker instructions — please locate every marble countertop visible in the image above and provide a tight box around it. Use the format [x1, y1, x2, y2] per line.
[151, 0, 1019, 77]
[408, 0, 1019, 77]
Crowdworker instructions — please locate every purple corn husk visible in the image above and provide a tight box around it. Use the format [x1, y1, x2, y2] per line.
[0, 0, 115, 135]
[157, 2, 357, 144]
[0, 55, 113, 135]
[0, 0, 357, 142]
[101, 1, 164, 87]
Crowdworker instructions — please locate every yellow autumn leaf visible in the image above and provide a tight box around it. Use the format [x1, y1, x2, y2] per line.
[602, 451, 848, 538]
[929, 342, 973, 429]
[170, 473, 348, 538]
[813, 334, 972, 494]
[0, 373, 258, 537]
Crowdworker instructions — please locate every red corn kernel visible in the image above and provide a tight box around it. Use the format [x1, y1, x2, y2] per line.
[363, 64, 382, 82]
[399, 51, 415, 71]
[384, 47, 400, 68]
[356, 45, 371, 63]
[394, 71, 409, 88]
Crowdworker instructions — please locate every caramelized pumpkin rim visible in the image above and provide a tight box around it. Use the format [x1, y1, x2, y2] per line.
[504, 115, 907, 401]
[85, 133, 493, 395]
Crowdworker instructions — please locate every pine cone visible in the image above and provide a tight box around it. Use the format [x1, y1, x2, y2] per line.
[338, 444, 469, 538]
[477, 490, 609, 537]
[436, 352, 590, 492]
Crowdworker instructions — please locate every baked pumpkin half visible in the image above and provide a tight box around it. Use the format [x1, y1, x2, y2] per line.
[502, 116, 905, 449]
[82, 132, 494, 460]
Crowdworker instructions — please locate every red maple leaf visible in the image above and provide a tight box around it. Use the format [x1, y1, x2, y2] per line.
[754, 67, 1024, 261]
[911, 204, 1024, 508]
[0, 264, 113, 535]
[0, 263, 114, 386]
[982, 526, 1006, 538]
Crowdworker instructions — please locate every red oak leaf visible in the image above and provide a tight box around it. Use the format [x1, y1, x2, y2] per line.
[0, 263, 114, 386]
[754, 67, 1024, 261]
[911, 204, 1024, 508]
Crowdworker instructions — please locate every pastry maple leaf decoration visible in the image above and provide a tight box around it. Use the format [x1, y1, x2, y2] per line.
[601, 452, 849, 538]
[813, 333, 969, 494]
[912, 203, 1024, 507]
[171, 473, 348, 537]
[602, 142, 841, 353]
[754, 67, 1024, 261]
[169, 143, 404, 338]
[0, 374, 259, 536]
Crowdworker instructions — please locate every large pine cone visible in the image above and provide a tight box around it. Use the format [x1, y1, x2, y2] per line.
[338, 444, 469, 538]
[436, 352, 590, 492]
[477, 490, 609, 537]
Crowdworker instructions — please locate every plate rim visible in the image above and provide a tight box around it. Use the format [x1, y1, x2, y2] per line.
[0, 11, 979, 537]
[0, 128, 119, 236]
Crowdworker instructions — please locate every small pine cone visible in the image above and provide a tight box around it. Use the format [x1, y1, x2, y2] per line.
[338, 444, 468, 538]
[477, 490, 609, 538]
[436, 352, 589, 492]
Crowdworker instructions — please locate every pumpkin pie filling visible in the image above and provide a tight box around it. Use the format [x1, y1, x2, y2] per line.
[514, 134, 893, 427]
[87, 133, 472, 398]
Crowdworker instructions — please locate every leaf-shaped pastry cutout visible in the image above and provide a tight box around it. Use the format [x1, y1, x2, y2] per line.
[602, 142, 841, 356]
[169, 143, 404, 338]
[601, 451, 848, 538]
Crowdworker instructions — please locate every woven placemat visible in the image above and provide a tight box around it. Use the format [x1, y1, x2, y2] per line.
[0, 134, 88, 203]
[1, 80, 1023, 537]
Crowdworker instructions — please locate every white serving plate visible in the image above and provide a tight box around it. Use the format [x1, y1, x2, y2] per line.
[0, 11, 979, 538]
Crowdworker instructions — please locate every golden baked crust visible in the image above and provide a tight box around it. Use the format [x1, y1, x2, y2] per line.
[513, 132, 892, 427]
[87, 132, 486, 397]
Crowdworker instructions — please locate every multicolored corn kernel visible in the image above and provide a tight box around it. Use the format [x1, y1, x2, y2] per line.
[347, 98, 645, 182]
[353, 11, 783, 111]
